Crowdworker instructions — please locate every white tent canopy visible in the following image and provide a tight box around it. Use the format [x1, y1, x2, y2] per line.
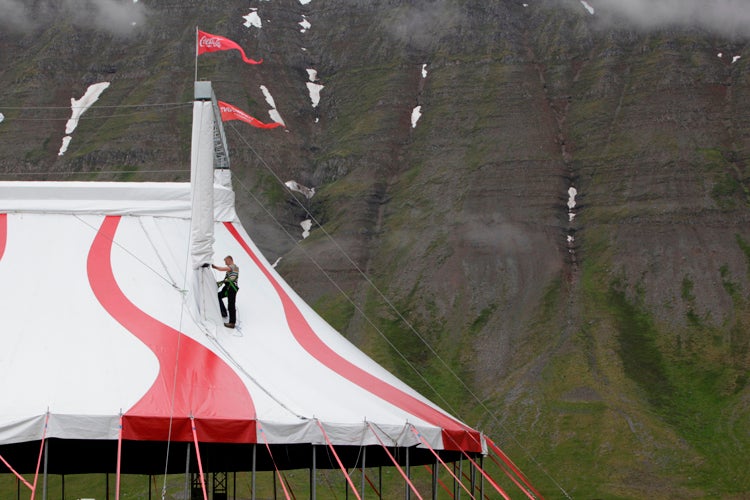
[0, 91, 485, 477]
[0, 181, 483, 471]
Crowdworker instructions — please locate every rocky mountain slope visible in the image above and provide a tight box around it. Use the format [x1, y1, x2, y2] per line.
[1, 0, 749, 497]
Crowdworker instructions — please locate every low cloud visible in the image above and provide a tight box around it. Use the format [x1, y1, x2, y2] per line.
[0, 0, 148, 36]
[589, 0, 750, 37]
[0, 0, 34, 30]
[67, 0, 148, 36]
[383, 0, 466, 51]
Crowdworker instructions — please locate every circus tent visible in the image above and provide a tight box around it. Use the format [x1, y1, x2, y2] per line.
[0, 82, 539, 499]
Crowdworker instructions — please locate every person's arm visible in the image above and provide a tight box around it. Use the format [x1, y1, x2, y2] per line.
[212, 264, 230, 272]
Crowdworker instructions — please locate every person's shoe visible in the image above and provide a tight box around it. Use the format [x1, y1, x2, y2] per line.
[224, 322, 235, 328]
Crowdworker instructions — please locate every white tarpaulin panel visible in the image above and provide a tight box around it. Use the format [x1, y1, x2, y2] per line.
[190, 100, 215, 269]
[0, 181, 237, 221]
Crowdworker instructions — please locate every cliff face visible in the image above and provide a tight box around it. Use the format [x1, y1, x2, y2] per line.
[1, 0, 749, 497]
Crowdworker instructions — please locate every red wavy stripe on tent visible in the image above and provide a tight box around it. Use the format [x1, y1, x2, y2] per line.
[225, 222, 482, 452]
[0, 214, 6, 261]
[88, 216, 256, 442]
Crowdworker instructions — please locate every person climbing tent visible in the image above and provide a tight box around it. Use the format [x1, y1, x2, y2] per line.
[213, 255, 239, 328]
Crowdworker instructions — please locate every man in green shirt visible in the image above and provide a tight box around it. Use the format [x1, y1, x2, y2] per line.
[212, 255, 239, 328]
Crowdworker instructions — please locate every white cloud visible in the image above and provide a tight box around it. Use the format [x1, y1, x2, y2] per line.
[0, 0, 148, 35]
[383, 0, 465, 50]
[0, 0, 33, 30]
[591, 0, 750, 37]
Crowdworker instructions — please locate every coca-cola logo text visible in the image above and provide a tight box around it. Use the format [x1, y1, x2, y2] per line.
[199, 36, 222, 49]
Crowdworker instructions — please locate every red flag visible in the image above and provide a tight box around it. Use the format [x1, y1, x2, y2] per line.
[197, 30, 262, 65]
[218, 101, 283, 129]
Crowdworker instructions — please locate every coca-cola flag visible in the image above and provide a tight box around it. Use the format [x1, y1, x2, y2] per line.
[218, 101, 283, 129]
[197, 30, 262, 65]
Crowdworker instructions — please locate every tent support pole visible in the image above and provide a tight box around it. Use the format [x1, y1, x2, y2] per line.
[233, 471, 236, 500]
[453, 461, 457, 498]
[190, 418, 208, 500]
[361, 446, 366, 499]
[272, 466, 277, 500]
[378, 466, 382, 499]
[148, 474, 152, 500]
[184, 442, 191, 500]
[432, 456, 438, 500]
[470, 458, 476, 497]
[42, 440, 48, 500]
[310, 445, 316, 500]
[116, 413, 123, 500]
[251, 444, 256, 500]
[404, 447, 410, 500]
[457, 458, 462, 500]
[60, 474, 64, 500]
[479, 456, 484, 500]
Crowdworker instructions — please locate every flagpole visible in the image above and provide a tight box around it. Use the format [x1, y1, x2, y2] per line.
[194, 26, 198, 82]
